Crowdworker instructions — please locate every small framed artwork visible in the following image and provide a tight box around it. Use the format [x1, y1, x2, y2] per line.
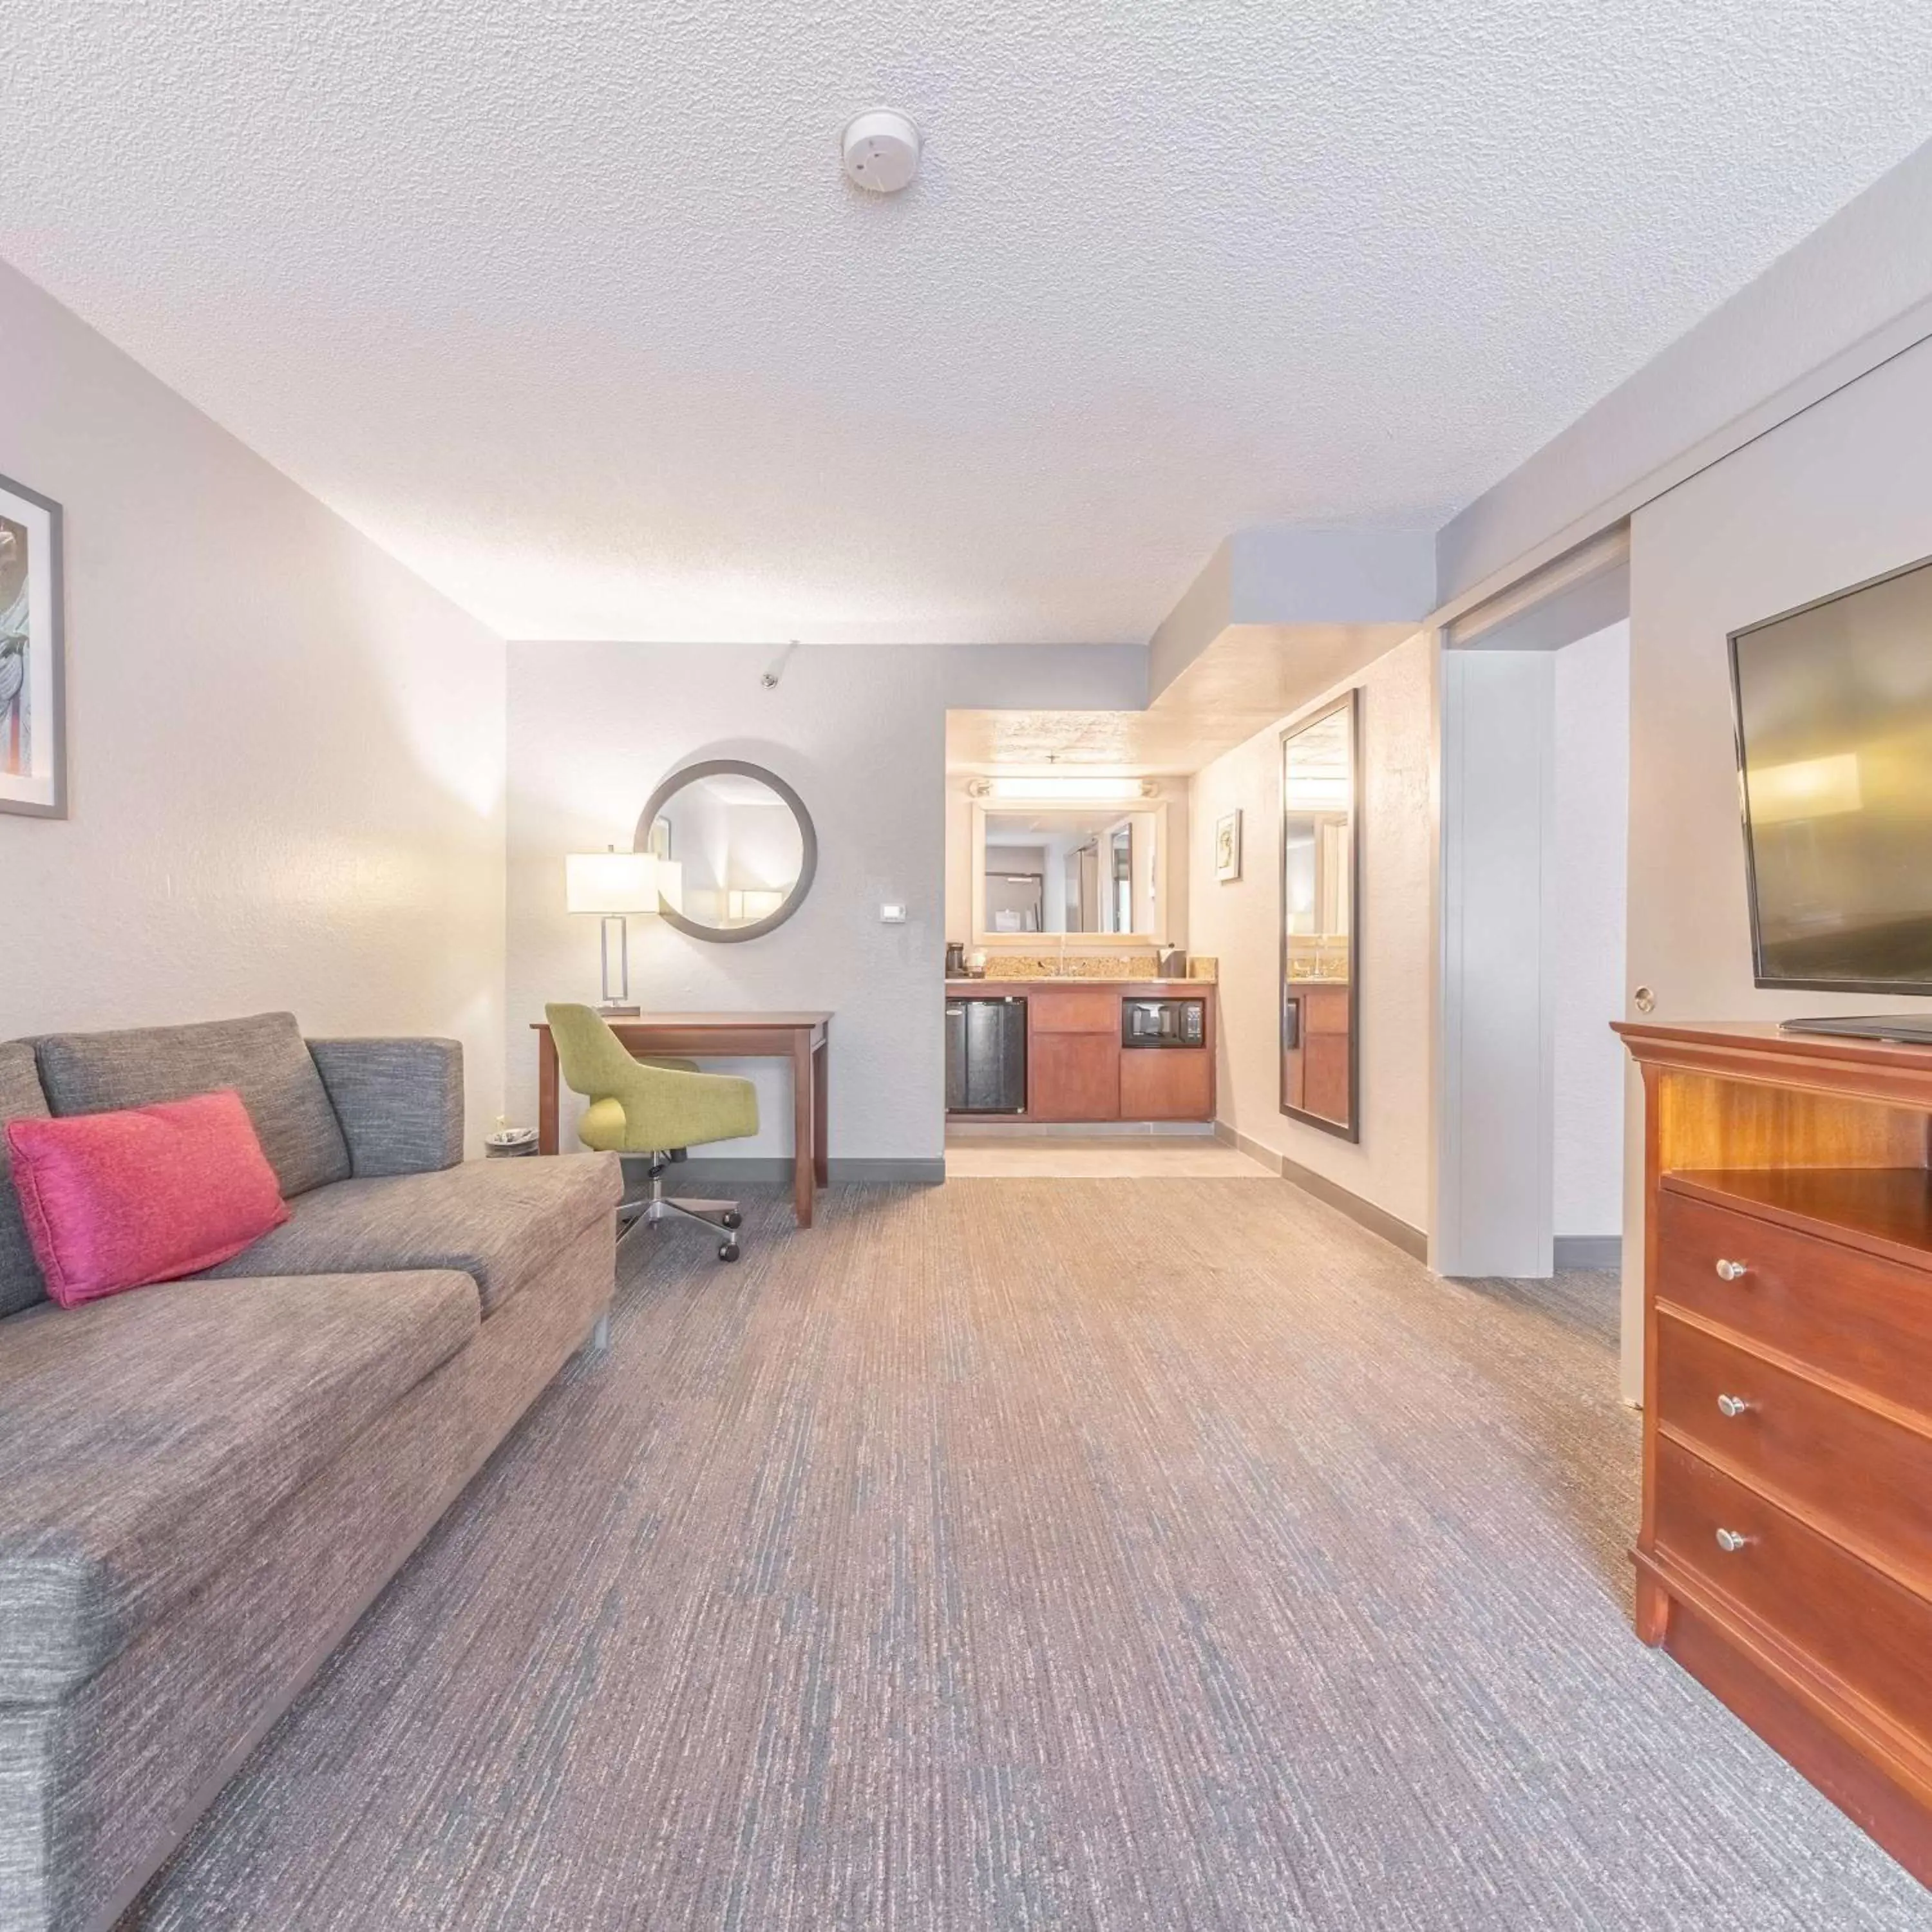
[0, 473, 66, 820]
[1215, 809, 1242, 882]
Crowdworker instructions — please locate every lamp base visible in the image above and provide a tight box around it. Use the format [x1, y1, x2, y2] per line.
[597, 1001, 641, 1018]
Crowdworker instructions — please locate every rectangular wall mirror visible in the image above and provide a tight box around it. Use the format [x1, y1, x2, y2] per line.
[971, 802, 1168, 943]
[1280, 690, 1360, 1139]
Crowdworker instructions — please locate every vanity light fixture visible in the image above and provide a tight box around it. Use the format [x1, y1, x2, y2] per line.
[969, 775, 1159, 803]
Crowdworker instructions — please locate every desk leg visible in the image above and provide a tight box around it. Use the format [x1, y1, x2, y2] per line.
[791, 1036, 815, 1228]
[813, 1038, 829, 1188]
[538, 1033, 560, 1155]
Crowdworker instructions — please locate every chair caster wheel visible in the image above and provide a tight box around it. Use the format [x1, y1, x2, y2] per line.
[718, 1241, 741, 1263]
[721, 1211, 743, 1230]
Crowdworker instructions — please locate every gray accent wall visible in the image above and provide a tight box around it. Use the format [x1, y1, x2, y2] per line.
[0, 259, 509, 1152]
[506, 641, 1145, 1163]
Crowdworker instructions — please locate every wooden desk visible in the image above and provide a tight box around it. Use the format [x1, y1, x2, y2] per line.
[533, 1013, 831, 1227]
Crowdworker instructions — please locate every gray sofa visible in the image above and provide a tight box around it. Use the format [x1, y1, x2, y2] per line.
[0, 1013, 622, 1932]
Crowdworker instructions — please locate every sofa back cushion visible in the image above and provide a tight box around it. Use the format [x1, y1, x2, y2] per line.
[0, 1041, 52, 1318]
[8, 1090, 292, 1307]
[32, 1012, 351, 1198]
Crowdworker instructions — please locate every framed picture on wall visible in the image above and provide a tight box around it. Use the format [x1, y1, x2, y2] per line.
[0, 472, 66, 820]
[1215, 809, 1242, 882]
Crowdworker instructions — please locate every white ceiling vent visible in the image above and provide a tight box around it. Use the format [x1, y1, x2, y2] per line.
[842, 110, 922, 193]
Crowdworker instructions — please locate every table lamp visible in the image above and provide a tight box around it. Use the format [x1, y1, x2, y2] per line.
[565, 849, 661, 1016]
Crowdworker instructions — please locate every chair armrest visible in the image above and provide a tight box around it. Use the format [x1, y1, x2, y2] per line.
[307, 1037, 464, 1177]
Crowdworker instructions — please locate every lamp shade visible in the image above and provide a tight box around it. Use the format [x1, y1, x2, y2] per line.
[565, 851, 660, 915]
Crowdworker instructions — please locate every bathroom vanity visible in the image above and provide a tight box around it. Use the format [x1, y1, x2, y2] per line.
[944, 980, 1216, 1123]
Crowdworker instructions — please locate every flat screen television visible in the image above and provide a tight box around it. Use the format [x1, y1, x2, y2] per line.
[1731, 553, 1932, 1021]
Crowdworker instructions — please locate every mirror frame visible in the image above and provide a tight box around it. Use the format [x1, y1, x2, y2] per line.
[969, 799, 1171, 947]
[633, 759, 818, 945]
[1278, 688, 1362, 1142]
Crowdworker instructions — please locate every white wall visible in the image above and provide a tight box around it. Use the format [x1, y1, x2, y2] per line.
[509, 641, 1144, 1160]
[1620, 329, 1932, 1397]
[1551, 622, 1630, 1239]
[1187, 631, 1435, 1236]
[1437, 647, 1557, 1278]
[0, 259, 510, 1148]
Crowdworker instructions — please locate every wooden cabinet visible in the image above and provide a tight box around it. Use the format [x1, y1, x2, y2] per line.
[1617, 1021, 1932, 1886]
[1030, 1032, 1121, 1121]
[945, 981, 1216, 1123]
[1119, 1048, 1212, 1121]
[1028, 987, 1122, 1036]
[1283, 983, 1351, 1122]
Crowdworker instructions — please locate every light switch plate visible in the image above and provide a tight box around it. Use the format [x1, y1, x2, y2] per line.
[880, 903, 907, 923]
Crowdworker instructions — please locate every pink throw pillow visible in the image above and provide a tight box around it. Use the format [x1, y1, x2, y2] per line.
[6, 1089, 290, 1308]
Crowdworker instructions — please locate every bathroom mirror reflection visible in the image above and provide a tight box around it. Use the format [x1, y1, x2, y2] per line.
[971, 804, 1167, 942]
[634, 761, 817, 943]
[1280, 690, 1359, 1139]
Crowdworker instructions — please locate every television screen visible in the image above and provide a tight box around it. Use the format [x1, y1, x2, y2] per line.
[1732, 555, 1932, 993]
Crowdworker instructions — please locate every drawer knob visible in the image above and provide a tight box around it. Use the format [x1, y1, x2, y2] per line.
[1714, 1258, 1749, 1282]
[1714, 1527, 1750, 1554]
[1716, 1393, 1752, 1419]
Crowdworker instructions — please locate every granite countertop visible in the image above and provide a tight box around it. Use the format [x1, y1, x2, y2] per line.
[945, 977, 1210, 990]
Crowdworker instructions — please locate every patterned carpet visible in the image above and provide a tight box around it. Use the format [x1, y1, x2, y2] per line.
[125, 1179, 1929, 1929]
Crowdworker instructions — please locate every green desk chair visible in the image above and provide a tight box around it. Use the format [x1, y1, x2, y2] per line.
[546, 1003, 761, 1262]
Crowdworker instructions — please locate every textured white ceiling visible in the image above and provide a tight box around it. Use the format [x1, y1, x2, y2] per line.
[7, 3, 1931, 645]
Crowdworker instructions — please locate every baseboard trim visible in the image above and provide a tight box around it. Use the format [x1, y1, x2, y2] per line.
[675, 1156, 945, 1187]
[1553, 1235, 1622, 1271]
[1214, 1122, 1429, 1262]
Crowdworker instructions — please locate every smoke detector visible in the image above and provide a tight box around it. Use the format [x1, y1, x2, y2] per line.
[842, 110, 922, 193]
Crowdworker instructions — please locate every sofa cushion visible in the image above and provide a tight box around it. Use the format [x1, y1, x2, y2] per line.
[0, 1269, 479, 1705]
[201, 1152, 622, 1316]
[32, 1012, 351, 1198]
[7, 1091, 291, 1307]
[0, 1040, 52, 1318]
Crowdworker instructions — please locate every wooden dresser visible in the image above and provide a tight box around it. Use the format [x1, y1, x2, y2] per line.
[1617, 1021, 1932, 1883]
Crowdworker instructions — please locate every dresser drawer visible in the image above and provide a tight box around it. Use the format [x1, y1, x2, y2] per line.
[1656, 1188, 1932, 1415]
[1026, 989, 1121, 1034]
[1654, 1437, 1932, 1747]
[1656, 1312, 1932, 1593]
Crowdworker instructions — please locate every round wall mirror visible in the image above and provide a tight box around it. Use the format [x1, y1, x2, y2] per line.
[634, 760, 817, 943]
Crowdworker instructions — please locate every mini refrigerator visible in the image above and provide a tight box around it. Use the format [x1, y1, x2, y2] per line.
[945, 998, 1027, 1113]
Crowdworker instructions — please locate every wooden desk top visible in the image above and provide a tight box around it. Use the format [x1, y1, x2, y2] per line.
[1613, 1018, 1932, 1059]
[533, 1012, 831, 1030]
[1613, 1018, 1932, 1099]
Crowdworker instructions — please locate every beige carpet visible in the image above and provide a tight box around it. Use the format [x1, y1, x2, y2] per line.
[943, 1134, 1276, 1178]
[126, 1179, 1929, 1929]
